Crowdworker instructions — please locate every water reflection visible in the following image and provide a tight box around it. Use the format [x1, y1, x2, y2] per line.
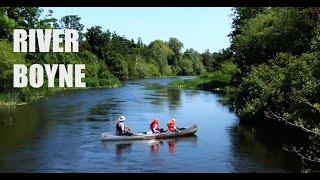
[150, 141, 163, 154]
[166, 88, 181, 111]
[0, 105, 50, 155]
[116, 143, 132, 157]
[87, 100, 121, 122]
[228, 123, 301, 172]
[102, 136, 198, 158]
[167, 139, 177, 154]
[143, 83, 182, 111]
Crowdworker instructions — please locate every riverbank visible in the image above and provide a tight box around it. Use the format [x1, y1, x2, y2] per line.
[169, 61, 240, 92]
[0, 75, 182, 106]
[0, 81, 122, 106]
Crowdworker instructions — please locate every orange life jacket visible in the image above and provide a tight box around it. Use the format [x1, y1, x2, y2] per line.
[167, 120, 176, 132]
[150, 120, 160, 131]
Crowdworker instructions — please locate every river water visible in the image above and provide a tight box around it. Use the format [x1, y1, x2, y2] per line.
[0, 77, 301, 172]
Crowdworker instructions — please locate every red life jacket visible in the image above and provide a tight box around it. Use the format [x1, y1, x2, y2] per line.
[150, 120, 160, 132]
[168, 120, 176, 132]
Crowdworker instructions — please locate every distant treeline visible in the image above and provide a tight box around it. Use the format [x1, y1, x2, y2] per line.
[0, 7, 224, 104]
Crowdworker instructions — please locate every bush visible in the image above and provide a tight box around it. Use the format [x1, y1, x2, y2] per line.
[85, 78, 100, 87]
[0, 40, 26, 91]
[170, 61, 240, 91]
[235, 53, 320, 129]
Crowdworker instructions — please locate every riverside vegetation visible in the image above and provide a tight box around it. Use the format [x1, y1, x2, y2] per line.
[0, 7, 206, 105]
[171, 7, 320, 171]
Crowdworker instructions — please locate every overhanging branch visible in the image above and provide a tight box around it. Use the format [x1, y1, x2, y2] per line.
[264, 110, 317, 135]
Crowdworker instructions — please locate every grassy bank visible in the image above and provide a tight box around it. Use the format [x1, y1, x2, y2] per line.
[170, 61, 240, 91]
[0, 78, 122, 106]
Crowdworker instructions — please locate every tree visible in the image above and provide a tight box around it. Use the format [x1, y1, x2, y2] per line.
[229, 7, 265, 39]
[84, 26, 111, 59]
[232, 8, 317, 73]
[106, 53, 129, 81]
[0, 7, 17, 39]
[183, 49, 205, 75]
[137, 37, 143, 47]
[149, 40, 173, 75]
[60, 15, 85, 39]
[38, 9, 59, 29]
[168, 37, 183, 74]
[202, 49, 215, 72]
[6, 7, 42, 28]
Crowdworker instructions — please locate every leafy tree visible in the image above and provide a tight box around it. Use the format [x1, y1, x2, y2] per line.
[106, 53, 129, 80]
[149, 40, 173, 75]
[232, 8, 317, 72]
[183, 48, 205, 75]
[168, 37, 183, 74]
[0, 40, 26, 91]
[229, 7, 265, 39]
[202, 49, 215, 72]
[0, 8, 17, 39]
[60, 15, 84, 39]
[84, 26, 111, 59]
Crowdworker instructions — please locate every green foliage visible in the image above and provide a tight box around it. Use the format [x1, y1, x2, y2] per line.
[229, 7, 265, 39]
[236, 53, 320, 128]
[183, 49, 205, 75]
[60, 15, 84, 32]
[170, 61, 240, 90]
[232, 8, 317, 72]
[0, 8, 17, 39]
[0, 40, 26, 91]
[106, 54, 129, 81]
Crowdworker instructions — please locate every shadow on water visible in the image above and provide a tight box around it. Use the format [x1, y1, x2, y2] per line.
[0, 105, 51, 171]
[0, 105, 50, 155]
[228, 122, 302, 172]
[87, 101, 121, 122]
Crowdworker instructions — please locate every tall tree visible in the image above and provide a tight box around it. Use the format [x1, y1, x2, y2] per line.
[168, 37, 183, 74]
[60, 15, 85, 40]
[84, 26, 111, 59]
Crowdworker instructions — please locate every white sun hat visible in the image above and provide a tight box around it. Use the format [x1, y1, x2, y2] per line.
[119, 115, 126, 121]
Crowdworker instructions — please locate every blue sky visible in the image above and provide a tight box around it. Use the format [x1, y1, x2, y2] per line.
[42, 7, 233, 53]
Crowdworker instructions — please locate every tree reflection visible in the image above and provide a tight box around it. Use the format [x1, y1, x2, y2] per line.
[87, 100, 121, 122]
[143, 83, 182, 112]
[228, 123, 302, 172]
[166, 88, 181, 112]
[0, 105, 49, 155]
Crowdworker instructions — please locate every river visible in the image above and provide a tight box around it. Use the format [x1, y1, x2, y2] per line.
[0, 77, 301, 172]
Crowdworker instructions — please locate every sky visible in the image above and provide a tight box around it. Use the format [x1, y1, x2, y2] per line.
[41, 7, 233, 53]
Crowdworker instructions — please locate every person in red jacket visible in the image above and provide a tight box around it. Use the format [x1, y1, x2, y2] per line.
[167, 118, 180, 132]
[150, 119, 164, 133]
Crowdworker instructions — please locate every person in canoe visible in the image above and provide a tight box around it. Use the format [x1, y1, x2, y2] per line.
[116, 115, 133, 136]
[167, 118, 180, 132]
[150, 119, 164, 133]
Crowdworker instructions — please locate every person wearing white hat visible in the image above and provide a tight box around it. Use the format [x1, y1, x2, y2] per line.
[116, 115, 133, 136]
